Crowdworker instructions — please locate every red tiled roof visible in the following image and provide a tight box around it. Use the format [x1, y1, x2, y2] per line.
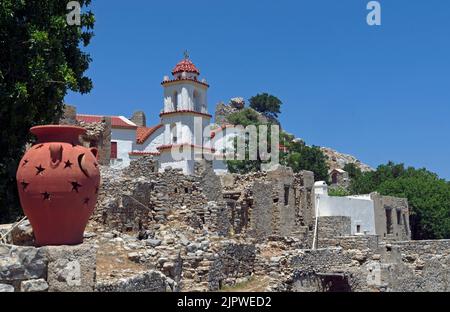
[161, 78, 209, 88]
[172, 59, 200, 75]
[129, 151, 160, 156]
[160, 110, 212, 118]
[76, 114, 137, 129]
[136, 124, 163, 144]
[157, 144, 215, 153]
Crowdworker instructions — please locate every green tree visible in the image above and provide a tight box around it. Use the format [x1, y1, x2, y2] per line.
[0, 0, 95, 223]
[280, 135, 329, 181]
[349, 162, 450, 240]
[227, 108, 260, 127]
[343, 163, 362, 179]
[226, 108, 270, 174]
[249, 93, 282, 120]
[225, 98, 329, 180]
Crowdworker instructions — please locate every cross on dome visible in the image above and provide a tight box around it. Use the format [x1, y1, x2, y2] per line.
[172, 52, 200, 76]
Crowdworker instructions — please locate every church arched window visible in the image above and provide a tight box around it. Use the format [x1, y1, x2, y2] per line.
[170, 123, 178, 143]
[193, 90, 200, 112]
[173, 91, 179, 111]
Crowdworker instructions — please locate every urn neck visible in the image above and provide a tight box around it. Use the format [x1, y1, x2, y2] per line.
[30, 125, 86, 144]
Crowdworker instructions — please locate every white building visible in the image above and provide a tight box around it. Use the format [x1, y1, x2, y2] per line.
[76, 114, 139, 168]
[313, 181, 376, 235]
[77, 57, 228, 174]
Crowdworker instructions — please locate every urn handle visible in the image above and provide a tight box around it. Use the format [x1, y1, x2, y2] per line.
[90, 147, 98, 160]
[49, 144, 63, 167]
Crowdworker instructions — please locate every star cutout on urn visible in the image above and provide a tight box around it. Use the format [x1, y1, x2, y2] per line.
[35, 165, 45, 175]
[83, 197, 90, 205]
[22, 160, 29, 167]
[21, 180, 29, 191]
[64, 160, 73, 169]
[41, 192, 51, 200]
[71, 181, 82, 193]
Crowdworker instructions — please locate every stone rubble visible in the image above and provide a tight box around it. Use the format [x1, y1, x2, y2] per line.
[0, 157, 448, 292]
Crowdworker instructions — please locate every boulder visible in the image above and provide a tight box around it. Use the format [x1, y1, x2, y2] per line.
[95, 270, 170, 292]
[146, 239, 162, 247]
[0, 245, 47, 289]
[0, 284, 14, 292]
[11, 220, 35, 246]
[230, 97, 245, 109]
[43, 244, 97, 292]
[20, 279, 49, 292]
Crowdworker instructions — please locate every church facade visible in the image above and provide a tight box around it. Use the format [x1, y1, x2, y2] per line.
[77, 57, 230, 174]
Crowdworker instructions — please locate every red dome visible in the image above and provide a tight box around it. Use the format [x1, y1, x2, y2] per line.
[172, 59, 200, 75]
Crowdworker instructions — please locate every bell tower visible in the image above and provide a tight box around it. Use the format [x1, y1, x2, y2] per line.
[162, 52, 209, 114]
[157, 54, 213, 174]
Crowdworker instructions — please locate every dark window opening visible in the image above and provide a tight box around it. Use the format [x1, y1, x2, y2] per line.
[284, 185, 290, 206]
[356, 225, 361, 233]
[403, 215, 408, 231]
[174, 188, 178, 193]
[386, 209, 393, 234]
[331, 173, 338, 184]
[273, 198, 279, 204]
[397, 210, 402, 225]
[184, 187, 189, 194]
[110, 142, 117, 159]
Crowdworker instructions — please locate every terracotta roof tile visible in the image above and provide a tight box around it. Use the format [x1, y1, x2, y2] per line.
[76, 114, 137, 129]
[172, 59, 200, 75]
[136, 124, 163, 144]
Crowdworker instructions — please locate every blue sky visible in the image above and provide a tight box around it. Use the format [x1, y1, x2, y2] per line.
[65, 0, 450, 180]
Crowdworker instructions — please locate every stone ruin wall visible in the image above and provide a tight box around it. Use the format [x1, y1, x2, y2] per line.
[94, 163, 209, 233]
[219, 167, 316, 245]
[59, 105, 112, 166]
[372, 193, 411, 241]
[93, 158, 318, 248]
[2, 155, 449, 292]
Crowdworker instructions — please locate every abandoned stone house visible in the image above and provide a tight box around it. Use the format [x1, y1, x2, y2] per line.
[94, 158, 410, 251]
[329, 168, 350, 188]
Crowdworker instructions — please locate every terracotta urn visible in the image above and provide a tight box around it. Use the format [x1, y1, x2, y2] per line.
[16, 125, 100, 246]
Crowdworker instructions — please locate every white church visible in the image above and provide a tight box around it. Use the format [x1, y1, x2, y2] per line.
[77, 56, 233, 174]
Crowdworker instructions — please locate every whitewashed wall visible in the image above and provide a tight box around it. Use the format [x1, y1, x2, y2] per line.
[161, 115, 210, 146]
[111, 128, 136, 169]
[163, 82, 207, 113]
[316, 194, 376, 235]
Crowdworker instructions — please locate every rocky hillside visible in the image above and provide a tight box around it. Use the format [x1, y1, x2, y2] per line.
[214, 98, 373, 173]
[320, 147, 374, 173]
[215, 98, 279, 126]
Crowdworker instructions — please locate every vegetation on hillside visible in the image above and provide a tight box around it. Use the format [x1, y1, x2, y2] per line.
[249, 93, 282, 120]
[226, 95, 329, 181]
[0, 0, 95, 223]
